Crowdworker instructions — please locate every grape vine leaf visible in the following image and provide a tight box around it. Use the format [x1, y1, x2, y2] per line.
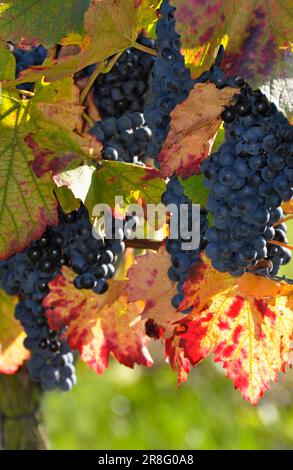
[165, 333, 191, 384]
[179, 174, 208, 207]
[6, 0, 160, 85]
[0, 0, 90, 48]
[261, 49, 293, 119]
[126, 247, 183, 333]
[282, 200, 293, 214]
[0, 76, 99, 258]
[173, 0, 293, 88]
[174, 257, 293, 404]
[78, 0, 159, 69]
[0, 46, 16, 81]
[0, 90, 58, 259]
[54, 186, 81, 214]
[0, 289, 29, 374]
[43, 267, 153, 374]
[54, 162, 165, 214]
[26, 78, 100, 178]
[157, 83, 237, 178]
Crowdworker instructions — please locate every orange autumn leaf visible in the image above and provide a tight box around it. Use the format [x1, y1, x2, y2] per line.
[157, 83, 237, 178]
[126, 246, 183, 333]
[176, 257, 293, 404]
[282, 200, 293, 214]
[0, 290, 29, 374]
[43, 268, 152, 374]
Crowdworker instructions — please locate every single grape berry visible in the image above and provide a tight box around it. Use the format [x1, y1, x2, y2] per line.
[221, 108, 235, 123]
[39, 338, 49, 350]
[27, 247, 42, 262]
[39, 259, 55, 273]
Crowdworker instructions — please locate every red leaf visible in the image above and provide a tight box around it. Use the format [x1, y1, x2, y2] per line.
[43, 268, 152, 374]
[173, 0, 293, 87]
[126, 247, 183, 332]
[175, 257, 293, 404]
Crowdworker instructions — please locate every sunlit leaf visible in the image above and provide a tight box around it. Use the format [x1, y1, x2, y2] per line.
[157, 83, 237, 178]
[0, 0, 90, 47]
[175, 257, 293, 404]
[43, 268, 152, 373]
[54, 161, 165, 214]
[0, 289, 29, 374]
[126, 247, 183, 332]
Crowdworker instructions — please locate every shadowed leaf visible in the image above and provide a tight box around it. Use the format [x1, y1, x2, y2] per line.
[173, 0, 293, 88]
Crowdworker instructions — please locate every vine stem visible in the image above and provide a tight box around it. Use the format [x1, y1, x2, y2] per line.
[82, 111, 95, 128]
[125, 239, 163, 251]
[133, 41, 157, 56]
[268, 239, 293, 250]
[274, 215, 293, 226]
[17, 89, 35, 98]
[0, 368, 48, 449]
[80, 50, 124, 105]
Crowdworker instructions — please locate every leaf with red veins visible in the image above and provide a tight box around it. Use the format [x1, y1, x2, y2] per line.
[0, 91, 59, 259]
[176, 257, 293, 404]
[43, 268, 152, 374]
[173, 0, 293, 88]
[0, 290, 29, 374]
[25, 78, 97, 179]
[158, 83, 237, 178]
[126, 247, 183, 333]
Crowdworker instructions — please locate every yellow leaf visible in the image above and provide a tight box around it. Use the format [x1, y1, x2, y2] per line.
[0, 290, 29, 374]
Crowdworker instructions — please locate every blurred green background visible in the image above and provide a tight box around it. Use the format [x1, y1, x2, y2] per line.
[43, 353, 293, 450]
[43, 220, 293, 450]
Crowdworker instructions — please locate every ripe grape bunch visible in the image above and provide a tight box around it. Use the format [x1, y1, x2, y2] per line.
[93, 36, 155, 119]
[162, 176, 208, 312]
[11, 44, 47, 91]
[90, 112, 151, 164]
[144, 0, 194, 163]
[202, 84, 293, 276]
[0, 206, 126, 390]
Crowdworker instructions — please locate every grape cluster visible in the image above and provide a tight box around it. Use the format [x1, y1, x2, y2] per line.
[93, 36, 155, 119]
[196, 45, 244, 90]
[144, 0, 194, 162]
[11, 45, 47, 91]
[0, 222, 76, 390]
[162, 176, 208, 312]
[0, 205, 125, 390]
[15, 301, 76, 391]
[202, 85, 293, 276]
[59, 205, 125, 294]
[90, 112, 151, 164]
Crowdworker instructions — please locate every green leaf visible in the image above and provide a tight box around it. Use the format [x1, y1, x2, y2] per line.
[261, 50, 293, 120]
[0, 91, 58, 259]
[179, 174, 209, 207]
[211, 125, 225, 152]
[0, 0, 90, 47]
[0, 45, 15, 81]
[26, 78, 95, 178]
[54, 161, 166, 215]
[5, 0, 160, 84]
[54, 186, 81, 214]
